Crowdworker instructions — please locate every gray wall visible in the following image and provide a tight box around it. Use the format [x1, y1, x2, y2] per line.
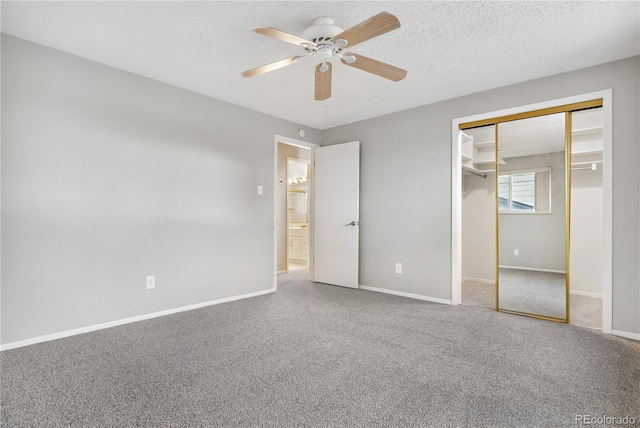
[570, 169, 604, 295]
[499, 153, 566, 271]
[462, 173, 496, 282]
[322, 56, 640, 334]
[0, 35, 320, 345]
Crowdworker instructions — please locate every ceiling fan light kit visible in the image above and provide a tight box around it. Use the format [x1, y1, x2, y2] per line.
[241, 12, 407, 101]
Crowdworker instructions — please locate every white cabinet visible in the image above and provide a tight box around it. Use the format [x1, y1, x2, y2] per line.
[289, 237, 301, 260]
[289, 229, 309, 261]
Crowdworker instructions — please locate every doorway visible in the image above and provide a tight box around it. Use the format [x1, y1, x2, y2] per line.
[276, 141, 313, 276]
[286, 157, 311, 271]
[274, 135, 361, 291]
[452, 91, 612, 332]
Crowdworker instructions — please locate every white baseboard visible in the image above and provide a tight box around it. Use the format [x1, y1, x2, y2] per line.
[462, 277, 496, 285]
[499, 265, 566, 274]
[0, 287, 277, 352]
[277, 270, 287, 274]
[612, 330, 640, 341]
[570, 290, 603, 298]
[359, 285, 452, 305]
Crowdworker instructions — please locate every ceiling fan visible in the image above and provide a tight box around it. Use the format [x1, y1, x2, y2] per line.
[241, 12, 407, 100]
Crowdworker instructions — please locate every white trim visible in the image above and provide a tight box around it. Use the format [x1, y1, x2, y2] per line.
[600, 90, 612, 335]
[1, 287, 276, 351]
[462, 277, 496, 285]
[277, 270, 287, 274]
[499, 265, 566, 274]
[360, 285, 452, 305]
[451, 89, 613, 335]
[612, 330, 640, 341]
[570, 290, 603, 298]
[275, 134, 319, 150]
[274, 134, 319, 291]
[451, 130, 462, 305]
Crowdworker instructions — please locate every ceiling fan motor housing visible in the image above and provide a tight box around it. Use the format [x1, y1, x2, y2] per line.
[302, 17, 343, 44]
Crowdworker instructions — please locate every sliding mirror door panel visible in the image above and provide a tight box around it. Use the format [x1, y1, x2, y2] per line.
[496, 113, 569, 321]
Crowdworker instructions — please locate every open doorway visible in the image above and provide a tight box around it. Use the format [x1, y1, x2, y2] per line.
[274, 136, 360, 290]
[459, 125, 497, 311]
[568, 107, 604, 329]
[276, 140, 313, 276]
[286, 157, 311, 271]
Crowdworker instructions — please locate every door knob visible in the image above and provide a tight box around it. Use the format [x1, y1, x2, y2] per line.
[345, 221, 359, 226]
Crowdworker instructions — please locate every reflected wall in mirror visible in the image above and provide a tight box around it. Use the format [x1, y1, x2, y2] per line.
[497, 112, 569, 321]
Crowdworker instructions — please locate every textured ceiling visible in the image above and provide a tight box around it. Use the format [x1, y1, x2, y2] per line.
[1, 1, 638, 130]
[499, 113, 566, 158]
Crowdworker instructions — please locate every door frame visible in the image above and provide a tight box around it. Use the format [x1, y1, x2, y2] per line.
[274, 134, 319, 290]
[450, 89, 613, 334]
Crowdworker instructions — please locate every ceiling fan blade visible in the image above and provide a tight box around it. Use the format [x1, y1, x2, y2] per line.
[341, 53, 407, 81]
[332, 12, 400, 48]
[314, 62, 332, 101]
[241, 56, 304, 78]
[254, 27, 316, 47]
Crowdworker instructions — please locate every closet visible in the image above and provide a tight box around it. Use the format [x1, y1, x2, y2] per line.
[460, 101, 604, 327]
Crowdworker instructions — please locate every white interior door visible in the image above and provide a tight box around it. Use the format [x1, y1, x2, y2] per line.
[313, 141, 360, 288]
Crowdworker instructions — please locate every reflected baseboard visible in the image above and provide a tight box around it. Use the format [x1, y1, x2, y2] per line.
[499, 265, 566, 274]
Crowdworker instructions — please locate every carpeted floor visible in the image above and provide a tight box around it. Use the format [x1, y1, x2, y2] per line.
[498, 269, 567, 319]
[462, 275, 603, 330]
[570, 294, 603, 330]
[2, 270, 638, 427]
[461, 279, 497, 310]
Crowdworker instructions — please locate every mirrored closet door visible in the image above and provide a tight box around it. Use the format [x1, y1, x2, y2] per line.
[496, 113, 569, 321]
[459, 99, 603, 323]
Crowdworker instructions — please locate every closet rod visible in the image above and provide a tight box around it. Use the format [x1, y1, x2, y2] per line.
[571, 160, 602, 166]
[462, 165, 487, 179]
[571, 161, 601, 171]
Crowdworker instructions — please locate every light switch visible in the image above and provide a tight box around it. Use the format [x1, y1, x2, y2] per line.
[257, 185, 263, 195]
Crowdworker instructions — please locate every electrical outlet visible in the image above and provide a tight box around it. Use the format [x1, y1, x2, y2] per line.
[395, 263, 402, 274]
[514, 249, 519, 256]
[146, 275, 155, 289]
